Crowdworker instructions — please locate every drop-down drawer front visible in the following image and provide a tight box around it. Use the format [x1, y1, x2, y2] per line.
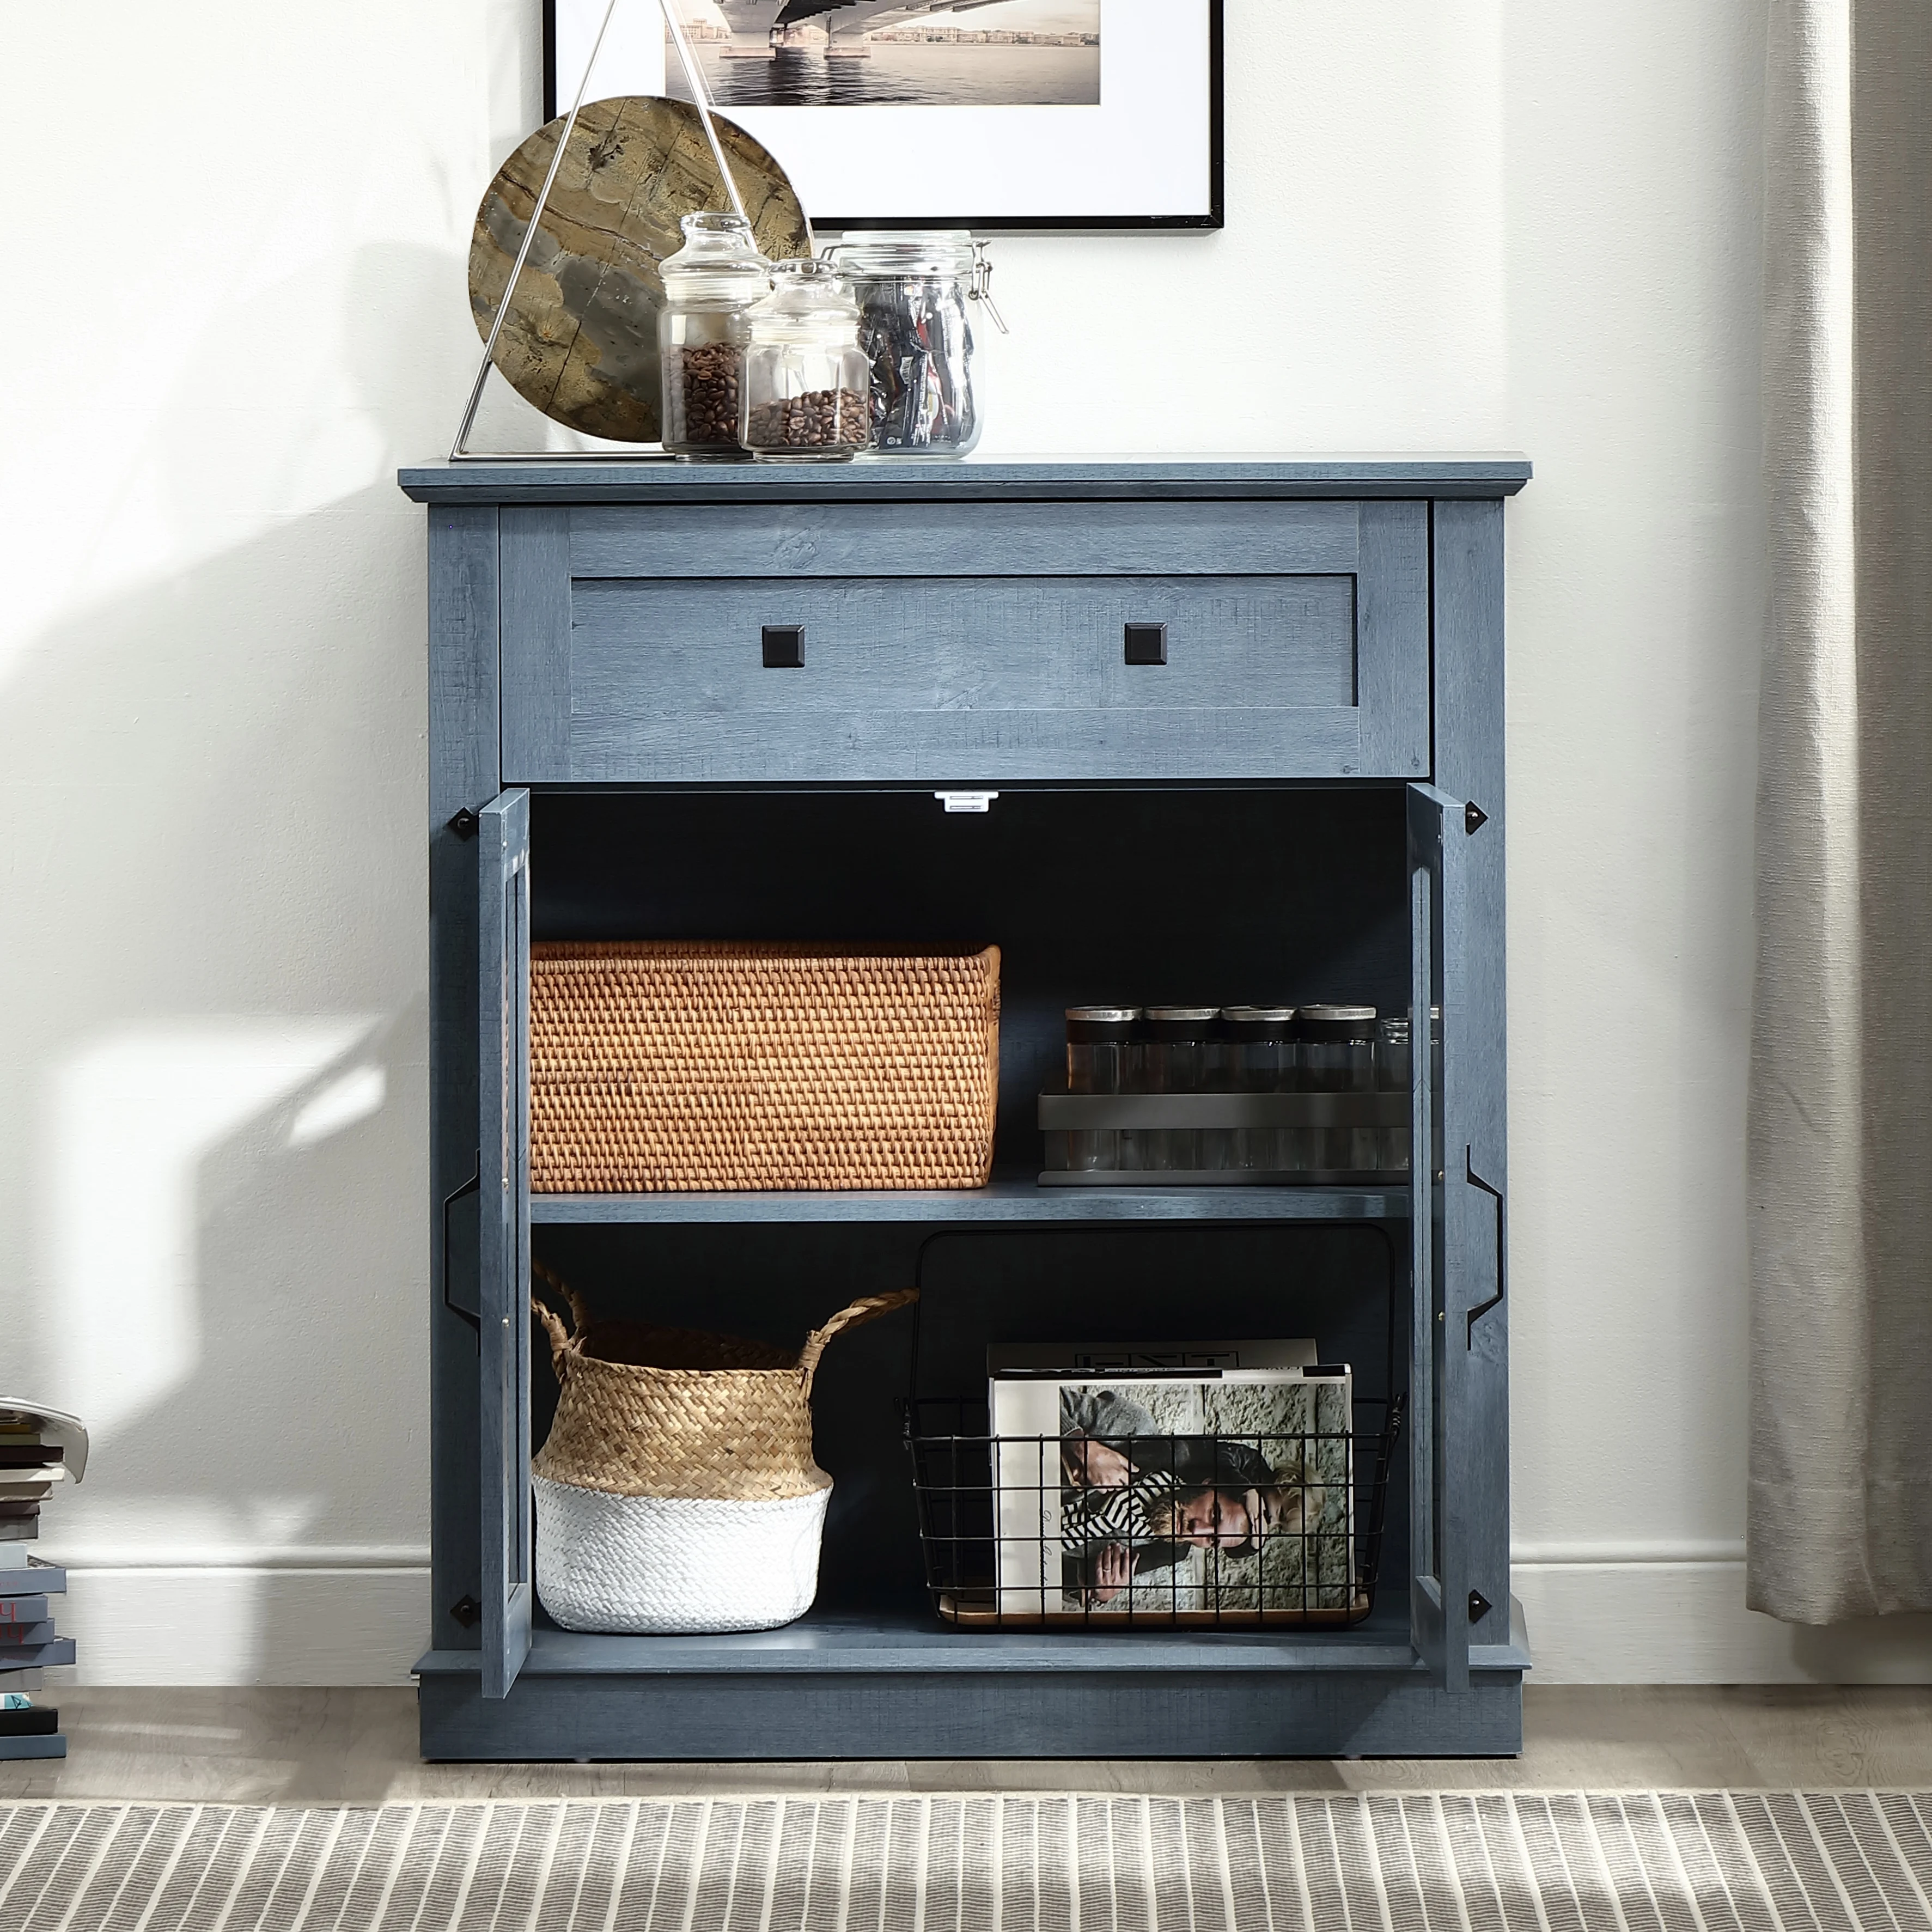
[500, 498, 1430, 784]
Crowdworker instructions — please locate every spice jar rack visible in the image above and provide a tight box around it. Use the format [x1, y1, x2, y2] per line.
[1039, 1092, 1412, 1186]
[1040, 1002, 1424, 1184]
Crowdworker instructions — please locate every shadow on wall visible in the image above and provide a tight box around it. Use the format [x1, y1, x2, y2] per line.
[0, 242, 492, 1680]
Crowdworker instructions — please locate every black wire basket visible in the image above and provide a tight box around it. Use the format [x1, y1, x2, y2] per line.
[904, 1392, 1402, 1629]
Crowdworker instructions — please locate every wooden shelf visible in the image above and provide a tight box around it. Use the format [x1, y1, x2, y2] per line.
[529, 1178, 1412, 1226]
[419, 1595, 1428, 1679]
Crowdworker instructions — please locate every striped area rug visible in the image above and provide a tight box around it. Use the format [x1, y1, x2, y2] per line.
[3, 1793, 1930, 1932]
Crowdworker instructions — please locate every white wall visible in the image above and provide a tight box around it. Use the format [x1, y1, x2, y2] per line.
[7, 1, 1927, 1686]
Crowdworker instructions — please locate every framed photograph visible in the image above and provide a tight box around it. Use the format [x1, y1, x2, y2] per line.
[545, 0, 1222, 231]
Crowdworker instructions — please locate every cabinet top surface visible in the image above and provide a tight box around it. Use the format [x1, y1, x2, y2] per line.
[398, 454, 1532, 505]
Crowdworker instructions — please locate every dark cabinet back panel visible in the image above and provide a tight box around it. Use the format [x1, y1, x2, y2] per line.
[529, 786, 1411, 1174]
[530, 1221, 1407, 1618]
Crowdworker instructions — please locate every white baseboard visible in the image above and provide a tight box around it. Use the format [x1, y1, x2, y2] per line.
[1514, 1559, 1932, 1684]
[49, 1559, 429, 1687]
[37, 1553, 1932, 1687]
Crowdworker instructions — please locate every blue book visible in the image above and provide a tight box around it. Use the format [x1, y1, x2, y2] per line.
[0, 1560, 66, 1596]
[0, 1735, 66, 1760]
[0, 1638, 76, 1669]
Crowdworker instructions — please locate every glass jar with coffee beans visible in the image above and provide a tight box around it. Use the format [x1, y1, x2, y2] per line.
[657, 211, 770, 459]
[740, 259, 870, 462]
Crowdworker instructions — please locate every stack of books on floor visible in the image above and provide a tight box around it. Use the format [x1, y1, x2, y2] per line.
[1, 1403, 87, 1762]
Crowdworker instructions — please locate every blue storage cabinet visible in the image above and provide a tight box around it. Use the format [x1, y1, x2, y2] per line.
[401, 458, 1531, 1760]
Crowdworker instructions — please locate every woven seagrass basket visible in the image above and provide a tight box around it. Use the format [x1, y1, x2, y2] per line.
[529, 941, 1001, 1193]
[529, 1264, 917, 1634]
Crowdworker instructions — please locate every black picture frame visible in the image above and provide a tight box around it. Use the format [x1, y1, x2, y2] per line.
[542, 1, 1223, 233]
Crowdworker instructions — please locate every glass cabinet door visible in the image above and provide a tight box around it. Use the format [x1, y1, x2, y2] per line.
[1408, 783, 1468, 1690]
[478, 787, 533, 1698]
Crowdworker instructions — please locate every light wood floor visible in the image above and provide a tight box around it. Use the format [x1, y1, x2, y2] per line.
[3, 1687, 1930, 1802]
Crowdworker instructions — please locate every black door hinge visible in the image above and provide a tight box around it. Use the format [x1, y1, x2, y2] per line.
[1464, 801, 1489, 836]
[448, 807, 480, 839]
[450, 1594, 482, 1629]
[1468, 1588, 1492, 1623]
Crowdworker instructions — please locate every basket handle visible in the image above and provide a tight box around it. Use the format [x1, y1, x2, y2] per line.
[530, 1259, 591, 1381]
[797, 1288, 919, 1395]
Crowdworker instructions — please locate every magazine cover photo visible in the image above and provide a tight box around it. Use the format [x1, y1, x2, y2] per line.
[992, 1371, 1357, 1622]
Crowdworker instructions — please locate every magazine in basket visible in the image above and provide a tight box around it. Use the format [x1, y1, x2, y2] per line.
[988, 1365, 1356, 1624]
[985, 1339, 1317, 1374]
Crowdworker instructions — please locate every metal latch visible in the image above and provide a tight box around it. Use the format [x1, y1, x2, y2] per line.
[935, 791, 999, 814]
[969, 241, 1008, 334]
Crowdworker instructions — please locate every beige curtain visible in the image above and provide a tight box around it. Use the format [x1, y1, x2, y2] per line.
[1751, 0, 1932, 1623]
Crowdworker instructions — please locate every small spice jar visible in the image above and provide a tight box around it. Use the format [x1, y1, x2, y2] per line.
[740, 259, 870, 462]
[657, 211, 769, 459]
[824, 231, 992, 456]
[1063, 1006, 1138, 1173]
[1297, 1005, 1379, 1176]
[1376, 1016, 1411, 1174]
[1142, 1006, 1218, 1173]
[1222, 1006, 1297, 1174]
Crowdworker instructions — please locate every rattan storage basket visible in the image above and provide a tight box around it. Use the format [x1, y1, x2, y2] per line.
[529, 941, 1001, 1193]
[530, 1265, 917, 1633]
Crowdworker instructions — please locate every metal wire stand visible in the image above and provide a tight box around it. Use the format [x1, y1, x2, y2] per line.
[905, 1394, 1402, 1630]
[449, 0, 761, 463]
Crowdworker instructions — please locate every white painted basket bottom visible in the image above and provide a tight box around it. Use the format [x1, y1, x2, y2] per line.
[533, 1472, 830, 1635]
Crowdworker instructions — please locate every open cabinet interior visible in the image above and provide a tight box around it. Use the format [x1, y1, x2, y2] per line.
[531, 1221, 1410, 1635]
[521, 782, 1421, 1647]
[531, 784, 1412, 1176]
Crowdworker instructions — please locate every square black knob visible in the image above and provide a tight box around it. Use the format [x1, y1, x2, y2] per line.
[1124, 622, 1167, 666]
[762, 625, 805, 668]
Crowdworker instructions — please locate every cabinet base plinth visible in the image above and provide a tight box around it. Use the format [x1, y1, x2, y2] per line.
[417, 1666, 1523, 1761]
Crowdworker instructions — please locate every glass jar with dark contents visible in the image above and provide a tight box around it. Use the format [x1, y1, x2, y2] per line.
[824, 230, 991, 456]
[657, 211, 769, 459]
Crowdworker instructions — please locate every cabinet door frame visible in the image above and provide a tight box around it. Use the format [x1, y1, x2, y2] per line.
[479, 786, 534, 1698]
[1407, 783, 1472, 1689]
[1428, 500, 1512, 1669]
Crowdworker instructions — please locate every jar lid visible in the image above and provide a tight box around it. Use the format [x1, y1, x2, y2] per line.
[749, 257, 862, 342]
[828, 229, 977, 276]
[661, 210, 771, 304]
[1298, 1005, 1378, 1044]
[1068, 1007, 1137, 1044]
[1223, 1006, 1295, 1041]
[1144, 1005, 1217, 1022]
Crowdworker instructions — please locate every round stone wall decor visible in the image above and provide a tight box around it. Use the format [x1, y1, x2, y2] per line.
[468, 96, 811, 444]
